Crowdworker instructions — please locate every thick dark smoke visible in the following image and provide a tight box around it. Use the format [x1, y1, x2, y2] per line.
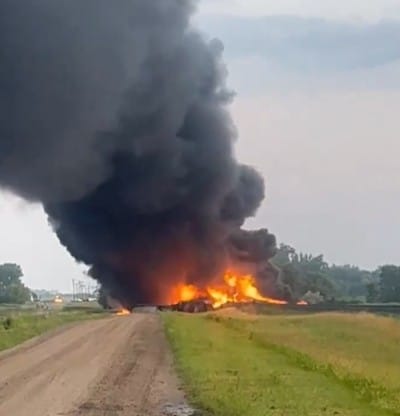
[0, 0, 278, 305]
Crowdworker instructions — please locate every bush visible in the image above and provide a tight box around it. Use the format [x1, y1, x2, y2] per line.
[2, 316, 14, 330]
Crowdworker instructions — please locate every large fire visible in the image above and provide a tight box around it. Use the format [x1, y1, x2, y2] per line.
[171, 272, 289, 309]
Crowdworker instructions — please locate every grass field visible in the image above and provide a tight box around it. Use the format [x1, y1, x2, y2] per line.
[164, 310, 400, 416]
[0, 303, 37, 315]
[0, 309, 106, 352]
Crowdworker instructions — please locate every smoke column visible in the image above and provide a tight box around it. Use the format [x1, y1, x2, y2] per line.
[0, 0, 277, 305]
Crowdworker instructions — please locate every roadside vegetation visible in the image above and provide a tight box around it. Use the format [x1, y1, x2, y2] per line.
[0, 309, 106, 352]
[164, 311, 400, 416]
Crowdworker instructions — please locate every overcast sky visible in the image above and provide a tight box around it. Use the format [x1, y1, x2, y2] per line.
[1, 0, 399, 291]
[199, 0, 400, 21]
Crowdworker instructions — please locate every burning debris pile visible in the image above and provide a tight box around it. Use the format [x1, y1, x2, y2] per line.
[172, 272, 288, 310]
[0, 0, 288, 308]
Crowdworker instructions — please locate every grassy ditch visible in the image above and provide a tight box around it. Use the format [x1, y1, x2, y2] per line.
[0, 309, 106, 352]
[164, 310, 400, 416]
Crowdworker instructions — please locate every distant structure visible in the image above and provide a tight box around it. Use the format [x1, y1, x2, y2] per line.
[72, 278, 99, 302]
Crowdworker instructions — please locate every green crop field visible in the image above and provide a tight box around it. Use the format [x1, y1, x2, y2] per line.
[164, 310, 400, 416]
[0, 309, 106, 352]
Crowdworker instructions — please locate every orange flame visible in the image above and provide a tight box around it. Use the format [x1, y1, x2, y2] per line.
[296, 300, 308, 306]
[173, 272, 288, 309]
[179, 284, 202, 302]
[116, 308, 131, 316]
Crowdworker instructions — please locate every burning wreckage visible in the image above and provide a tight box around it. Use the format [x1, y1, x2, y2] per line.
[0, 0, 302, 311]
[109, 229, 300, 313]
[155, 229, 291, 313]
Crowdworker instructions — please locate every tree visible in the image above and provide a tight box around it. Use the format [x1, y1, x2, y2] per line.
[366, 282, 380, 303]
[278, 263, 304, 300]
[272, 244, 390, 302]
[0, 263, 31, 304]
[329, 265, 376, 299]
[272, 245, 336, 301]
[379, 266, 400, 303]
[273, 244, 296, 266]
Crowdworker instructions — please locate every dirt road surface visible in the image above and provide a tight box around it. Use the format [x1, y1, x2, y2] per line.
[0, 313, 189, 416]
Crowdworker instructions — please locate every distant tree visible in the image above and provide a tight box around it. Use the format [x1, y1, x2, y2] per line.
[366, 282, 380, 303]
[379, 266, 400, 303]
[278, 263, 305, 300]
[272, 245, 336, 301]
[0, 263, 31, 304]
[272, 244, 390, 302]
[305, 271, 336, 300]
[273, 244, 296, 266]
[328, 265, 376, 299]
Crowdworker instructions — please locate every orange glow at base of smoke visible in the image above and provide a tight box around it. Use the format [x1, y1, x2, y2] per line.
[116, 308, 131, 316]
[172, 272, 290, 309]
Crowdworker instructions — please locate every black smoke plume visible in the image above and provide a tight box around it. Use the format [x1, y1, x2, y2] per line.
[0, 0, 279, 306]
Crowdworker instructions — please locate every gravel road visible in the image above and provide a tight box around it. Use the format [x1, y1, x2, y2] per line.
[0, 313, 188, 416]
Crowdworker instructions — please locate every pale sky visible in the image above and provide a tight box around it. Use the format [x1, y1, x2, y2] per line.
[1, 0, 400, 291]
[199, 0, 400, 21]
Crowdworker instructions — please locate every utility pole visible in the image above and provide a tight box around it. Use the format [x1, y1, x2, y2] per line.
[72, 279, 76, 301]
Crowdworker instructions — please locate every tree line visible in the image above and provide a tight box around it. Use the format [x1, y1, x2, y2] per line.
[272, 244, 400, 303]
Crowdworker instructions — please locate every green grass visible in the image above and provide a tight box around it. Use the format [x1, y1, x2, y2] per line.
[164, 311, 400, 416]
[0, 303, 37, 315]
[0, 310, 106, 352]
